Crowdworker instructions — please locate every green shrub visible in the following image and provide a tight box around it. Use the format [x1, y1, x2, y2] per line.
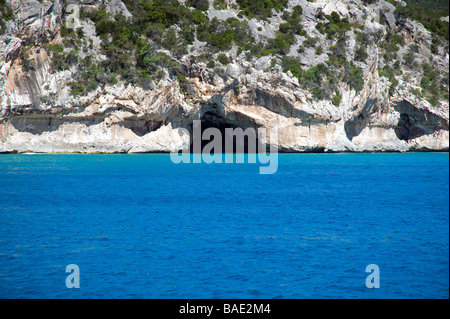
[328, 54, 346, 68]
[60, 24, 78, 39]
[217, 53, 230, 65]
[227, 18, 253, 45]
[303, 37, 319, 48]
[198, 18, 231, 51]
[246, 43, 277, 59]
[192, 9, 207, 24]
[47, 43, 65, 53]
[316, 11, 355, 39]
[66, 50, 79, 64]
[0, 20, 5, 35]
[355, 45, 368, 61]
[136, 43, 158, 71]
[186, 0, 209, 11]
[355, 30, 369, 45]
[22, 54, 36, 72]
[0, 0, 13, 35]
[162, 28, 178, 50]
[421, 76, 431, 88]
[143, 23, 165, 43]
[392, 33, 405, 46]
[303, 67, 320, 85]
[395, 3, 449, 40]
[236, 0, 288, 20]
[430, 37, 439, 54]
[176, 70, 191, 94]
[50, 45, 79, 72]
[422, 63, 438, 79]
[133, 0, 191, 28]
[0, 0, 14, 21]
[330, 37, 347, 59]
[76, 28, 84, 39]
[402, 52, 415, 66]
[68, 82, 86, 96]
[279, 6, 305, 37]
[331, 93, 342, 106]
[379, 65, 394, 81]
[267, 32, 295, 54]
[213, 0, 227, 9]
[292, 5, 303, 16]
[315, 46, 323, 55]
[343, 62, 364, 91]
[281, 56, 303, 80]
[198, 17, 254, 52]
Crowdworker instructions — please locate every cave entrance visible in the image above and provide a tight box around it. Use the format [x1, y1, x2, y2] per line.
[190, 111, 259, 154]
[393, 100, 444, 141]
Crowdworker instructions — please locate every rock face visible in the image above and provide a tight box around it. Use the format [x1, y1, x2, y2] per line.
[0, 0, 448, 153]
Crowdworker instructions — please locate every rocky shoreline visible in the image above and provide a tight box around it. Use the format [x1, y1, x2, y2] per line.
[1, 0, 448, 154]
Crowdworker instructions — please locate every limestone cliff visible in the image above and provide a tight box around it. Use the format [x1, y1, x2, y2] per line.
[0, 0, 448, 153]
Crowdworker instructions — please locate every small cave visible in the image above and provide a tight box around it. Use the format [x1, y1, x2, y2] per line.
[394, 113, 426, 141]
[344, 115, 367, 141]
[189, 111, 259, 153]
[10, 116, 66, 134]
[126, 120, 163, 137]
[393, 100, 444, 141]
[344, 99, 379, 141]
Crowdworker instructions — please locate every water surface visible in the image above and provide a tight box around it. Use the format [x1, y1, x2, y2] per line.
[0, 153, 448, 298]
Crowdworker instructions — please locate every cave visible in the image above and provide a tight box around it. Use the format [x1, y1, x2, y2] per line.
[344, 114, 366, 141]
[189, 111, 260, 154]
[123, 119, 163, 137]
[394, 113, 426, 141]
[393, 100, 445, 141]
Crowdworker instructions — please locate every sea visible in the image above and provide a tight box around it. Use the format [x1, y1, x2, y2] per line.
[0, 153, 448, 298]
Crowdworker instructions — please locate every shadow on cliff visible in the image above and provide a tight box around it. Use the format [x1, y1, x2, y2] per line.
[344, 99, 448, 142]
[250, 88, 315, 120]
[344, 98, 379, 141]
[8, 115, 164, 137]
[393, 100, 448, 141]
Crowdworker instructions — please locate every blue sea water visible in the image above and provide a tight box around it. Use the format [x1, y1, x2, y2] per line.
[0, 153, 448, 299]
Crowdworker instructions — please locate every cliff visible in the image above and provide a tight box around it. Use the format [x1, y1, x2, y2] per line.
[0, 0, 448, 153]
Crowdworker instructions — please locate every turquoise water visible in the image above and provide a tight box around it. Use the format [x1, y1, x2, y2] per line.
[0, 153, 448, 298]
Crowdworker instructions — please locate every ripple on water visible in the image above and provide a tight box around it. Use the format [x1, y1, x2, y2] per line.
[0, 153, 448, 298]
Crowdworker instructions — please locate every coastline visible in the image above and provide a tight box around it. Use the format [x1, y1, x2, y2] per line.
[1, 149, 448, 155]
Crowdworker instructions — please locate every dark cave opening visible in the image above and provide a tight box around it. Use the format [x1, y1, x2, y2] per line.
[189, 111, 260, 154]
[394, 113, 426, 141]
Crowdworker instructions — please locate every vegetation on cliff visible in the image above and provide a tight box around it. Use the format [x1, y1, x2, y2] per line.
[38, 0, 449, 107]
[0, 0, 14, 35]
